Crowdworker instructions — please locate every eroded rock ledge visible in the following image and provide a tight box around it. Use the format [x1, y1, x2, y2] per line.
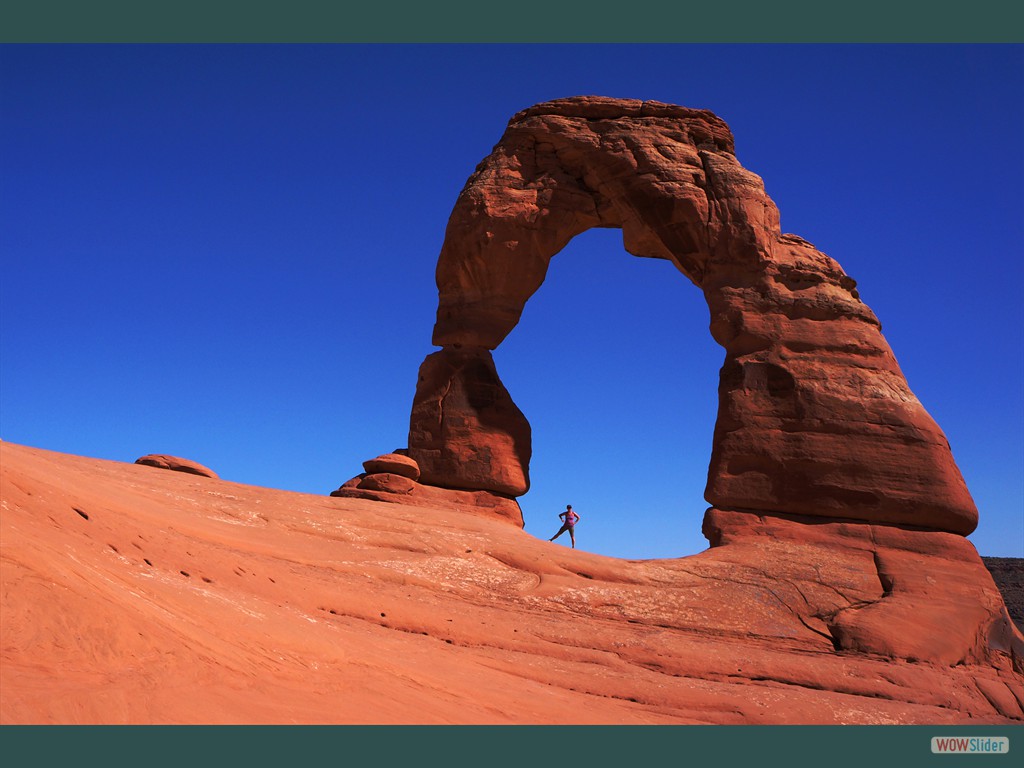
[702, 507, 1023, 678]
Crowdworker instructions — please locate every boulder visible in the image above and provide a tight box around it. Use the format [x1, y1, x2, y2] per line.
[135, 454, 218, 479]
[362, 453, 421, 481]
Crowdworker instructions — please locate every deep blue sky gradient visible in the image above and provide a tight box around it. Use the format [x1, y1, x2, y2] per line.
[2, 44, 1021, 559]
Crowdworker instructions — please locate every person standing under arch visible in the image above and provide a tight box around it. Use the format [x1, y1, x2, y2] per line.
[549, 504, 580, 548]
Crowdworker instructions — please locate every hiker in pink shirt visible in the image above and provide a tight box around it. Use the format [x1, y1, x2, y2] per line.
[549, 504, 581, 548]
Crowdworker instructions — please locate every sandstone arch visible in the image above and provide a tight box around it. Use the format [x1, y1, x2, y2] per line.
[402, 96, 977, 536]
[329, 98, 1024, 670]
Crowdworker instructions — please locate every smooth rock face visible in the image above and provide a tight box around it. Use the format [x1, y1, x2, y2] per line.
[407, 95, 977, 535]
[135, 454, 218, 479]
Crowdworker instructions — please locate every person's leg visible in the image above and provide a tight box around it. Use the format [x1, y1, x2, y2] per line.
[550, 525, 566, 541]
[569, 526, 575, 548]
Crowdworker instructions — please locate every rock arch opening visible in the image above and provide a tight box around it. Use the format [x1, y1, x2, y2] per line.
[336, 96, 978, 546]
[493, 227, 722, 557]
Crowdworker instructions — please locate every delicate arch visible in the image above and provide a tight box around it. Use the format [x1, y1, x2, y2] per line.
[404, 97, 977, 536]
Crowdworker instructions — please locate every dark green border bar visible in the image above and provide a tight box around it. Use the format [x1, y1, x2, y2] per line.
[0, 1, 1021, 42]
[2, 725, 1020, 767]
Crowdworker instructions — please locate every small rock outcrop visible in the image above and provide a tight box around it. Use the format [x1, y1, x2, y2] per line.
[331, 452, 522, 525]
[135, 454, 218, 479]
[362, 452, 421, 480]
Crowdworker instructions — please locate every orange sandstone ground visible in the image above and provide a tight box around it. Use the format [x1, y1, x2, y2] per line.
[1, 441, 1020, 725]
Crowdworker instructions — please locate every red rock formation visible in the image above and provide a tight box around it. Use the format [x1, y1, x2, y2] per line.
[397, 96, 976, 535]
[336, 479, 524, 526]
[135, 454, 218, 479]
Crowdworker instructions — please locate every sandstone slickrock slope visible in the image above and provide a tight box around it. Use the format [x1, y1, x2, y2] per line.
[1, 442, 1021, 724]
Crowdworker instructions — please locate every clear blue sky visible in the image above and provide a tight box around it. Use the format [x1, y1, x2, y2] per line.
[2, 44, 1021, 559]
